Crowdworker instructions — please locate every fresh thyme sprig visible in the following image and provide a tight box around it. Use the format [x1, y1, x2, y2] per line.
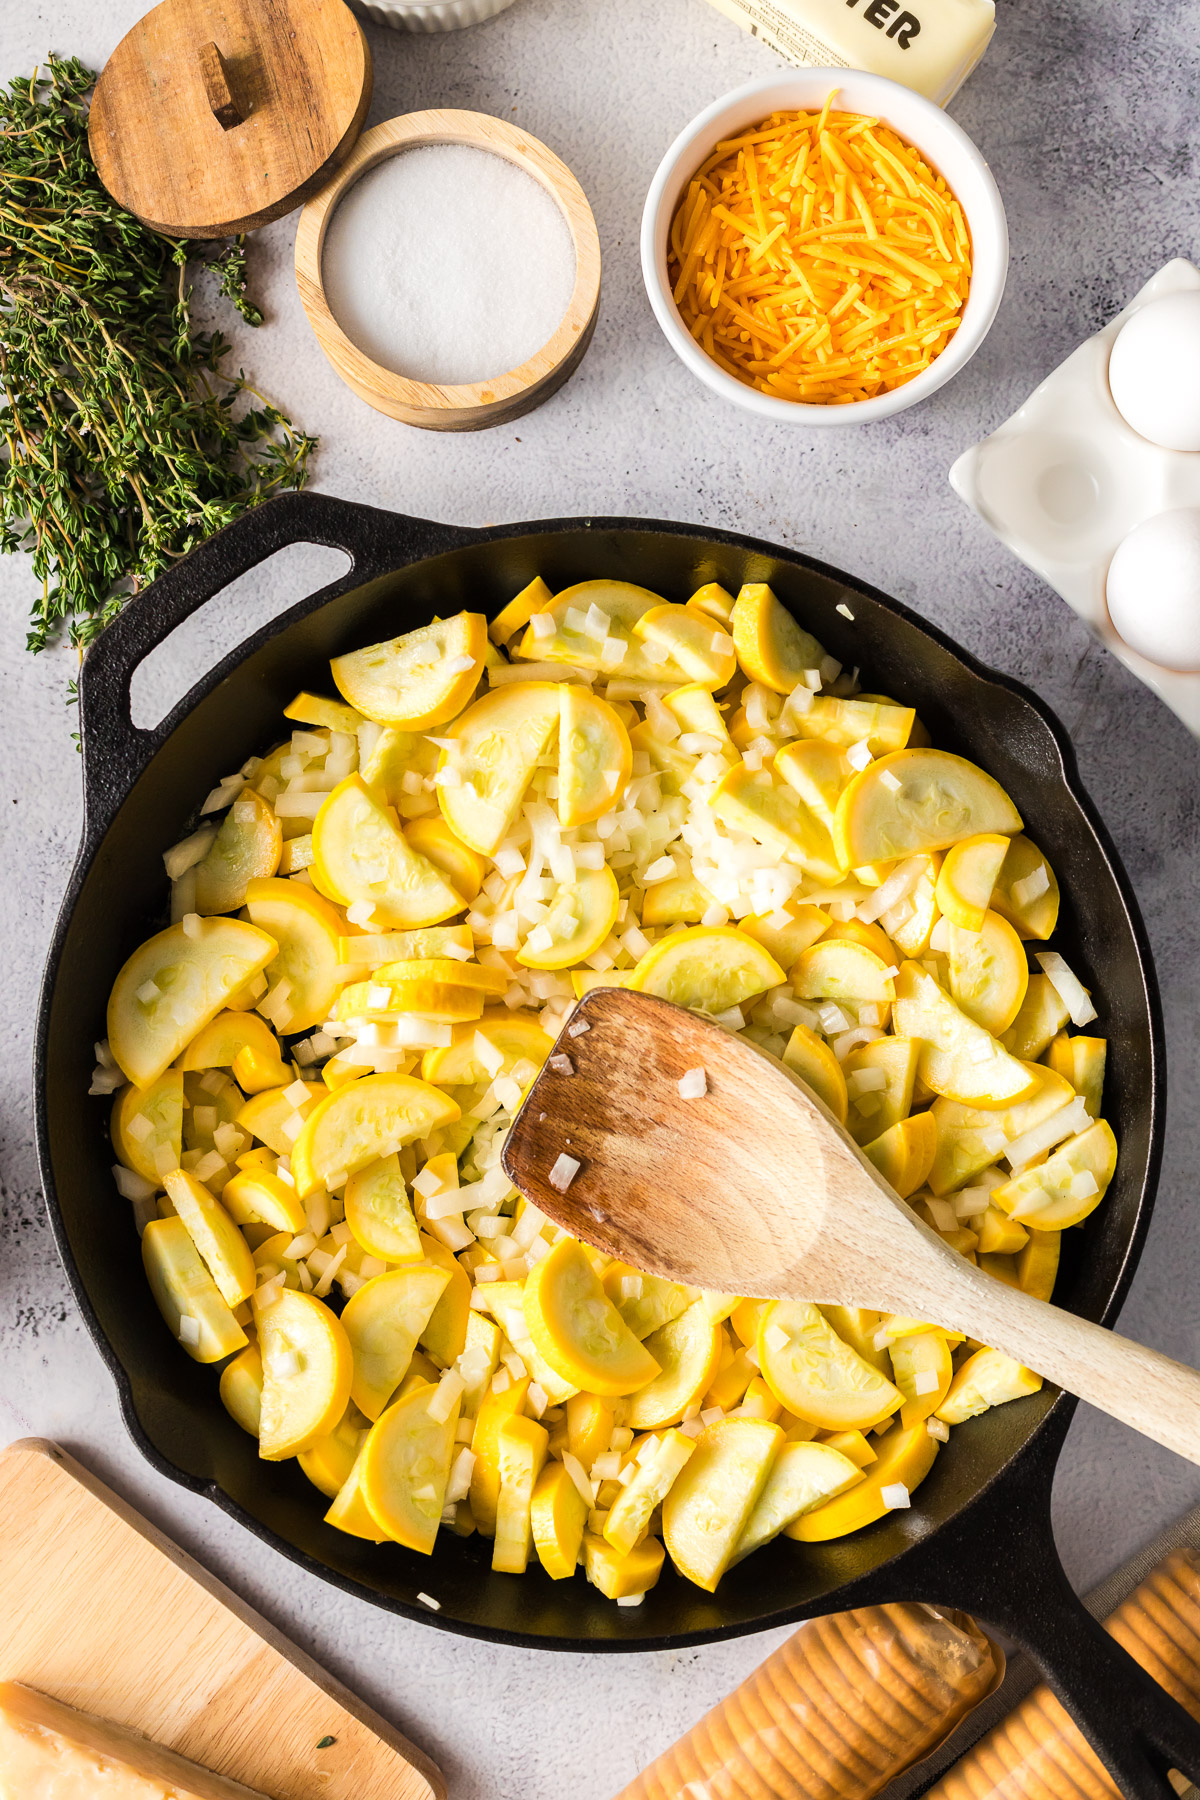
[0, 55, 317, 655]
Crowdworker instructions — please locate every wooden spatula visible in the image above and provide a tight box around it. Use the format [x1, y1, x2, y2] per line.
[502, 986, 1200, 1466]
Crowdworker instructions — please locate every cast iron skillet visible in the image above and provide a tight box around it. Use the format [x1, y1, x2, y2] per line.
[34, 491, 1200, 1796]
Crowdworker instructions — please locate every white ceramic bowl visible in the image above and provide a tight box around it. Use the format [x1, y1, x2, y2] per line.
[641, 70, 1008, 427]
[349, 0, 517, 32]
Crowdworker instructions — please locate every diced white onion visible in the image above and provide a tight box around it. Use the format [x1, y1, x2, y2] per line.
[1070, 1170, 1100, 1200]
[1003, 1096, 1089, 1172]
[927, 1417, 950, 1442]
[677, 1066, 707, 1099]
[1036, 951, 1097, 1027]
[764, 1323, 790, 1354]
[562, 1453, 595, 1507]
[926, 1198, 959, 1232]
[549, 1153, 580, 1192]
[836, 602, 856, 621]
[416, 1592, 442, 1612]
[914, 1368, 942, 1395]
[567, 1018, 591, 1038]
[880, 1482, 911, 1509]
[953, 1188, 992, 1218]
[1012, 866, 1050, 907]
[113, 1163, 157, 1203]
[846, 740, 873, 772]
[177, 1314, 201, 1346]
[591, 1451, 622, 1481]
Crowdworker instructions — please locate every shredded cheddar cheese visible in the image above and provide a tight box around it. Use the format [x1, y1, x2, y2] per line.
[668, 98, 972, 406]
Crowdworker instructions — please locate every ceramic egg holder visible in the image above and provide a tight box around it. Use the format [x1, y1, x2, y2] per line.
[950, 258, 1200, 737]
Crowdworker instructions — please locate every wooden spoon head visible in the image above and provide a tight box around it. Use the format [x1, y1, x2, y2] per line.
[501, 986, 925, 1303]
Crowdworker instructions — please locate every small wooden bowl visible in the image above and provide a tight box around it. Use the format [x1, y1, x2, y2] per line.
[295, 110, 602, 431]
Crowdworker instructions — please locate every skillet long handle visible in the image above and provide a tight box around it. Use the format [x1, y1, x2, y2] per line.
[913, 1248, 1200, 1468]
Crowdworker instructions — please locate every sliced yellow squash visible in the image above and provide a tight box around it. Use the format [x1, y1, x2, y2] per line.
[524, 1239, 661, 1397]
[558, 685, 633, 826]
[947, 911, 1029, 1037]
[490, 577, 553, 647]
[892, 962, 1038, 1108]
[176, 1010, 282, 1075]
[421, 1010, 553, 1087]
[627, 1301, 723, 1430]
[791, 696, 915, 757]
[494, 1414, 550, 1573]
[730, 584, 825, 694]
[926, 1064, 1075, 1195]
[1045, 1033, 1107, 1118]
[640, 873, 718, 927]
[517, 865, 619, 971]
[257, 1288, 353, 1460]
[111, 1069, 184, 1184]
[662, 1417, 783, 1590]
[298, 1402, 370, 1498]
[583, 1531, 665, 1599]
[890, 1330, 954, 1428]
[835, 750, 1022, 868]
[221, 1166, 306, 1235]
[244, 876, 344, 1034]
[193, 789, 282, 916]
[709, 765, 842, 882]
[757, 1301, 903, 1430]
[605, 1429, 696, 1556]
[516, 580, 689, 684]
[730, 1439, 864, 1563]
[219, 1343, 263, 1436]
[844, 1037, 918, 1146]
[331, 611, 487, 729]
[163, 1168, 256, 1307]
[602, 1263, 694, 1341]
[360, 1380, 461, 1551]
[404, 815, 487, 905]
[312, 775, 466, 930]
[633, 604, 737, 689]
[235, 1079, 323, 1159]
[108, 917, 278, 1088]
[142, 1216, 247, 1364]
[792, 939, 896, 1005]
[629, 924, 784, 1015]
[781, 1024, 849, 1123]
[775, 739, 852, 830]
[531, 1460, 589, 1578]
[470, 1376, 532, 1535]
[862, 1112, 937, 1199]
[1017, 1228, 1061, 1301]
[436, 682, 561, 855]
[991, 835, 1061, 941]
[935, 834, 1009, 932]
[786, 1419, 938, 1540]
[991, 1119, 1118, 1228]
[1002, 973, 1071, 1061]
[291, 1072, 461, 1198]
[937, 1347, 1042, 1424]
[342, 1264, 451, 1419]
[343, 1152, 422, 1262]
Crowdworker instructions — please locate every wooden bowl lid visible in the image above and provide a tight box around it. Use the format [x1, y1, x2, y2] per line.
[89, 0, 373, 239]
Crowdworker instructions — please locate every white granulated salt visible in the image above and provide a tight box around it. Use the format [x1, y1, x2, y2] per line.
[322, 145, 577, 386]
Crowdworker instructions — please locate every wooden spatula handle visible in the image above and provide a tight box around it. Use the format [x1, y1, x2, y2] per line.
[912, 1251, 1200, 1466]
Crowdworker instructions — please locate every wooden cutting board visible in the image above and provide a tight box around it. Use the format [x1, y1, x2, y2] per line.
[0, 1440, 443, 1800]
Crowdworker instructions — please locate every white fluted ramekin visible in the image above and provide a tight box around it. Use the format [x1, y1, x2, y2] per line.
[349, 0, 518, 31]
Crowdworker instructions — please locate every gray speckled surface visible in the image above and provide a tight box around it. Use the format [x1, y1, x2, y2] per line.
[2, 0, 1199, 1792]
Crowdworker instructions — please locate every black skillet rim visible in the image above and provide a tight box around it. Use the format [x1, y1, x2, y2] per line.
[34, 506, 1165, 1652]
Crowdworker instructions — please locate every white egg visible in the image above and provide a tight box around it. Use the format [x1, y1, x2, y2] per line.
[1106, 508, 1200, 671]
[1108, 292, 1200, 452]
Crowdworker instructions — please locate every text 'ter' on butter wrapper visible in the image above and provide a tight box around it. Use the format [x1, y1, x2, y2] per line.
[701, 0, 996, 105]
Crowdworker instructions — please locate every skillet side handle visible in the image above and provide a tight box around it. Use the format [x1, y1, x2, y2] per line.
[76, 490, 475, 831]
[869, 1419, 1200, 1799]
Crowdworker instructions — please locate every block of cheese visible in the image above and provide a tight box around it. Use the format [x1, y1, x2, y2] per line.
[0, 1683, 270, 1800]
[702, 0, 995, 105]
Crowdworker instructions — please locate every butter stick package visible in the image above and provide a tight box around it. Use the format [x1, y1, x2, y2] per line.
[701, 0, 995, 104]
[927, 1548, 1200, 1800]
[614, 1603, 1001, 1800]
